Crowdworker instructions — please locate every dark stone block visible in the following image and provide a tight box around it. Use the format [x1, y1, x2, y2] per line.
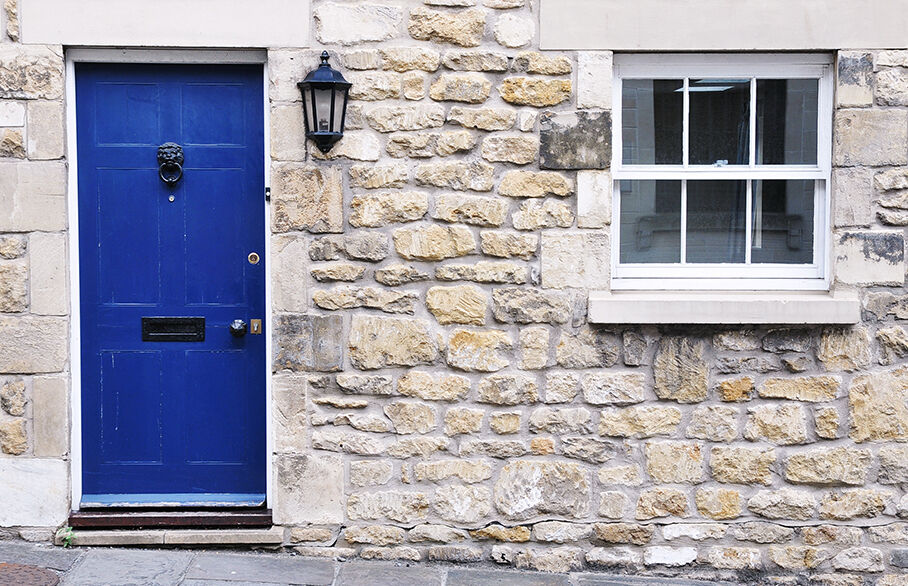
[839, 231, 905, 265]
[540, 110, 611, 170]
[273, 314, 343, 372]
[838, 52, 873, 86]
[892, 548, 908, 568]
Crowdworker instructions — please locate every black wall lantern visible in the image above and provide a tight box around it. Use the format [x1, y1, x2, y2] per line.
[298, 51, 352, 154]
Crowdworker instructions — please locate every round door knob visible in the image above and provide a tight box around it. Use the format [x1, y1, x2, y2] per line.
[229, 319, 248, 337]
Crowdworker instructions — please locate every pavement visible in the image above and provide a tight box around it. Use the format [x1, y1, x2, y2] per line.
[0, 542, 740, 586]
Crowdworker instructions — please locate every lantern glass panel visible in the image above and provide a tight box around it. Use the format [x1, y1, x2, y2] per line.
[313, 88, 333, 132]
[301, 89, 314, 134]
[333, 87, 348, 132]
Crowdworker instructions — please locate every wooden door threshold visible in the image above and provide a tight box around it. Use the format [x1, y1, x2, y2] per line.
[68, 508, 273, 529]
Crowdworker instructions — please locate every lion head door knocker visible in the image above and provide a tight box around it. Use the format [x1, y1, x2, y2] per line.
[157, 142, 184, 186]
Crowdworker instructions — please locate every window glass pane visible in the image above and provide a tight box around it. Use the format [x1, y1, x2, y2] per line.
[620, 180, 681, 263]
[689, 79, 751, 165]
[751, 180, 815, 264]
[686, 180, 747, 263]
[757, 79, 818, 165]
[622, 80, 683, 165]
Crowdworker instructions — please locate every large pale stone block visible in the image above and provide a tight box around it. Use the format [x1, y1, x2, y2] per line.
[494, 460, 590, 520]
[0, 161, 66, 232]
[26, 100, 63, 160]
[541, 231, 609, 289]
[577, 170, 611, 228]
[835, 230, 905, 286]
[272, 374, 307, 454]
[0, 101, 24, 126]
[271, 164, 343, 234]
[314, 3, 403, 45]
[0, 45, 64, 100]
[275, 454, 344, 525]
[270, 105, 307, 161]
[577, 52, 613, 109]
[834, 109, 908, 167]
[849, 366, 908, 442]
[271, 235, 308, 313]
[268, 49, 319, 103]
[0, 459, 68, 526]
[28, 231, 67, 316]
[832, 167, 873, 227]
[32, 375, 67, 457]
[408, 7, 486, 47]
[348, 315, 438, 370]
[0, 316, 66, 373]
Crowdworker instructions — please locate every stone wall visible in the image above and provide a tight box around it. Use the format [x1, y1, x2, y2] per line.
[0, 0, 69, 536]
[268, 2, 908, 581]
[0, 0, 906, 581]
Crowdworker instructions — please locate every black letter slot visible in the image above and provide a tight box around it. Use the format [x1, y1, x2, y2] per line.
[142, 317, 206, 342]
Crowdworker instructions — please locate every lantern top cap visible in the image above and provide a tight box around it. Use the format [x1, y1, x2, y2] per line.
[298, 51, 352, 89]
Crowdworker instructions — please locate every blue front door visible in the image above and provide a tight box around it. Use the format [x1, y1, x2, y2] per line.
[77, 63, 266, 506]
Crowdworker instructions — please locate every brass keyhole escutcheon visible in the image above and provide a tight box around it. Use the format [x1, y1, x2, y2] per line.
[248, 252, 260, 265]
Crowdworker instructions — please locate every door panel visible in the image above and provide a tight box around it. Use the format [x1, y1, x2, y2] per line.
[78, 63, 265, 506]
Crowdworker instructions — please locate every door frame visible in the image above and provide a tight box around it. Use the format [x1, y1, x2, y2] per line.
[66, 48, 273, 511]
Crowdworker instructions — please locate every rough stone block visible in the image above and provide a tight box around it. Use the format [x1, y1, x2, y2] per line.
[348, 315, 438, 370]
[836, 230, 905, 286]
[499, 77, 571, 107]
[408, 7, 486, 47]
[314, 3, 403, 45]
[272, 314, 343, 372]
[272, 374, 307, 455]
[837, 51, 873, 107]
[28, 232, 66, 316]
[541, 231, 609, 289]
[0, 316, 66, 373]
[272, 164, 343, 233]
[275, 455, 344, 525]
[540, 110, 611, 170]
[0, 45, 64, 99]
[0, 262, 26, 312]
[494, 460, 590, 520]
[834, 109, 908, 166]
[848, 366, 908, 442]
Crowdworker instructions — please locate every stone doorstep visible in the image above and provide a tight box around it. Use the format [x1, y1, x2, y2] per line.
[56, 526, 284, 547]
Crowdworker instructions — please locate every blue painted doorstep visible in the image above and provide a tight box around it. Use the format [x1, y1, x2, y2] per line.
[77, 63, 266, 505]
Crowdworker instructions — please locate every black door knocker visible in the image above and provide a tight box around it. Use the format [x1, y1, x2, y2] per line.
[157, 142, 184, 186]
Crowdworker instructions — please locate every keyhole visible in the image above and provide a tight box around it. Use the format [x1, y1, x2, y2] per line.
[248, 252, 260, 265]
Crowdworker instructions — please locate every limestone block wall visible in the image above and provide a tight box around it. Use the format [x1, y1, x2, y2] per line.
[268, 1, 908, 581]
[0, 0, 70, 536]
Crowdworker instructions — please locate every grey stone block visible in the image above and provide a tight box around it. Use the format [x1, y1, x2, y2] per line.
[61, 549, 192, 586]
[335, 561, 443, 586]
[892, 548, 908, 568]
[273, 314, 344, 372]
[185, 552, 334, 585]
[447, 568, 571, 585]
[540, 110, 611, 170]
[574, 576, 738, 586]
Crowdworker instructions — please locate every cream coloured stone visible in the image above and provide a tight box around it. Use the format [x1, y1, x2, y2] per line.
[312, 429, 386, 455]
[430, 73, 491, 103]
[32, 376, 67, 457]
[313, 286, 417, 314]
[494, 460, 590, 520]
[351, 460, 393, 487]
[758, 375, 840, 401]
[408, 524, 469, 543]
[448, 106, 516, 130]
[388, 437, 450, 459]
[513, 52, 571, 75]
[686, 405, 738, 442]
[342, 49, 382, 70]
[499, 170, 572, 198]
[803, 524, 863, 546]
[785, 447, 871, 485]
[834, 109, 908, 166]
[541, 232, 609, 289]
[470, 525, 530, 542]
[512, 199, 574, 230]
[695, 488, 741, 520]
[493, 14, 534, 48]
[0, 128, 24, 158]
[820, 489, 890, 520]
[581, 372, 645, 405]
[0, 419, 26, 454]
[832, 547, 884, 573]
[314, 3, 402, 45]
[381, 47, 441, 72]
[533, 521, 592, 543]
[432, 193, 508, 226]
[478, 373, 538, 405]
[358, 546, 421, 561]
[832, 167, 874, 227]
[484, 0, 524, 6]
[0, 262, 26, 313]
[275, 455, 345, 525]
[878, 326, 908, 365]
[643, 546, 697, 567]
[645, 441, 703, 483]
[744, 404, 808, 445]
[349, 72, 403, 101]
[876, 68, 908, 106]
[518, 326, 549, 369]
[663, 524, 726, 541]
[0, 316, 67, 373]
[817, 327, 872, 371]
[481, 135, 539, 164]
[415, 459, 491, 484]
[489, 412, 520, 434]
[849, 366, 908, 442]
[577, 170, 612, 228]
[734, 522, 794, 544]
[426, 285, 488, 325]
[517, 109, 538, 132]
[393, 224, 476, 260]
[499, 77, 572, 107]
[879, 445, 908, 484]
[707, 547, 761, 570]
[445, 407, 485, 435]
[592, 523, 654, 545]
[480, 230, 537, 259]
[26, 100, 63, 160]
[375, 264, 430, 286]
[528, 407, 591, 434]
[272, 236, 308, 312]
[435, 130, 477, 156]
[0, 459, 68, 526]
[310, 133, 382, 162]
[310, 263, 366, 283]
[815, 407, 840, 439]
[653, 337, 708, 403]
[598, 491, 627, 519]
[402, 71, 425, 100]
[835, 230, 906, 286]
[345, 525, 405, 546]
[748, 488, 817, 521]
[408, 7, 486, 47]
[636, 487, 688, 520]
[436, 261, 527, 284]
[768, 546, 832, 570]
[710, 446, 775, 485]
[383, 401, 437, 435]
[434, 485, 492, 523]
[443, 50, 509, 72]
[0, 101, 24, 127]
[365, 104, 446, 133]
[447, 328, 512, 372]
[416, 160, 495, 191]
[333, 413, 392, 434]
[387, 132, 436, 160]
[348, 316, 438, 370]
[349, 164, 409, 190]
[544, 372, 579, 404]
[272, 164, 343, 233]
[347, 491, 430, 524]
[0, 162, 68, 232]
[514, 547, 584, 573]
[577, 51, 613, 109]
[600, 406, 681, 438]
[598, 465, 642, 487]
[398, 371, 470, 402]
[0, 235, 25, 259]
[461, 438, 527, 459]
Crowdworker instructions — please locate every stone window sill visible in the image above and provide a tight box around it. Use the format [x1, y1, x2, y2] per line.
[588, 290, 861, 325]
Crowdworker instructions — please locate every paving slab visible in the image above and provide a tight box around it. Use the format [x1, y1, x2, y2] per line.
[335, 561, 443, 586]
[181, 581, 290, 586]
[0, 542, 82, 571]
[185, 552, 334, 585]
[61, 549, 193, 586]
[447, 568, 571, 586]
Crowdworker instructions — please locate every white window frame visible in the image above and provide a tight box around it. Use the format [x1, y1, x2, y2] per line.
[611, 53, 834, 291]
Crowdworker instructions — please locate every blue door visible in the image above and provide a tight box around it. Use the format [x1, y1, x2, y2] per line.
[77, 64, 266, 506]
